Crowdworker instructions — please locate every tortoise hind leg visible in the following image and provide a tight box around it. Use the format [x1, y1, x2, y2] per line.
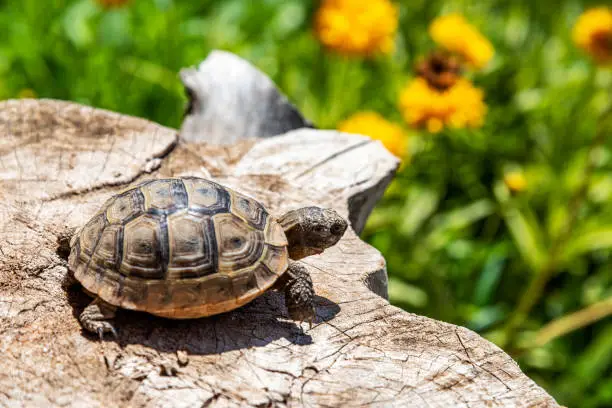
[275, 261, 316, 324]
[80, 297, 118, 339]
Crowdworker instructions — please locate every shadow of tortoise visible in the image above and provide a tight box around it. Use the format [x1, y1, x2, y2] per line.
[65, 278, 340, 355]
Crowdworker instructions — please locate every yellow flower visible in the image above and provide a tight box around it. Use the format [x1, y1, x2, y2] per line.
[504, 171, 527, 192]
[572, 7, 612, 63]
[314, 0, 399, 57]
[338, 112, 407, 158]
[96, 0, 130, 8]
[399, 77, 487, 132]
[429, 14, 494, 69]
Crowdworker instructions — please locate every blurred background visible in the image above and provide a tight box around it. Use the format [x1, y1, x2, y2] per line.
[1, 0, 611, 405]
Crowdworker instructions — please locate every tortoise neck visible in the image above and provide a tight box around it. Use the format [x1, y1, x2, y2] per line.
[278, 209, 319, 260]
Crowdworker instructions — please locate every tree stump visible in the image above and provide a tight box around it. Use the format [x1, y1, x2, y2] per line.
[0, 98, 559, 407]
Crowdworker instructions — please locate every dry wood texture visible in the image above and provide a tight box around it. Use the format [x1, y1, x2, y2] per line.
[0, 99, 559, 407]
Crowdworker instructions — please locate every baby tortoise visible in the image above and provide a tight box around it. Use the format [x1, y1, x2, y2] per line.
[67, 177, 347, 337]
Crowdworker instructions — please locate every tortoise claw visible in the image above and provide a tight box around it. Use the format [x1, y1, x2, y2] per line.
[80, 298, 118, 340]
[306, 314, 315, 330]
[96, 325, 118, 340]
[92, 321, 118, 340]
[297, 313, 315, 330]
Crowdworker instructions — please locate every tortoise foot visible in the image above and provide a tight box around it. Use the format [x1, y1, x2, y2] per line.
[80, 298, 118, 339]
[280, 261, 316, 325]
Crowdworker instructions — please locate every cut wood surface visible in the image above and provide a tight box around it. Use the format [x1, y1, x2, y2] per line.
[0, 99, 559, 407]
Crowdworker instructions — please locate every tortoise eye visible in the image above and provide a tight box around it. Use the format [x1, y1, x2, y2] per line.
[331, 222, 344, 235]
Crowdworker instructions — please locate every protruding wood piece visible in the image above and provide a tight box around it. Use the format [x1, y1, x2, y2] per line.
[179, 50, 312, 145]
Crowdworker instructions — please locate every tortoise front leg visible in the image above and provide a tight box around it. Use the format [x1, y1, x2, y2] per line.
[275, 261, 316, 324]
[80, 297, 118, 339]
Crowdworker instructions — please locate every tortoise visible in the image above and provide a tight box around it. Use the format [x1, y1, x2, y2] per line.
[66, 177, 347, 337]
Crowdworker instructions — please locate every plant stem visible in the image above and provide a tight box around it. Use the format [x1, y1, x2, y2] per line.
[534, 296, 612, 347]
[321, 55, 351, 127]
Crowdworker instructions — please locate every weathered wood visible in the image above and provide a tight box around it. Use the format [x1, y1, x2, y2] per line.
[0, 99, 558, 407]
[179, 50, 312, 145]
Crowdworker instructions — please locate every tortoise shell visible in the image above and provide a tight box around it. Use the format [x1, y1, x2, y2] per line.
[68, 177, 289, 319]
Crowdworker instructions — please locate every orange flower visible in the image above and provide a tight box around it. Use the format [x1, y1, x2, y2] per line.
[399, 77, 487, 133]
[572, 7, 612, 63]
[314, 0, 399, 57]
[429, 14, 494, 69]
[338, 112, 408, 158]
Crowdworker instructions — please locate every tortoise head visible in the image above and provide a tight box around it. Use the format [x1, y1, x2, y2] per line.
[278, 207, 347, 260]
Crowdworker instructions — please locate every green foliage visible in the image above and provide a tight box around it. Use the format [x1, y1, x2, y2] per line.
[1, 0, 611, 406]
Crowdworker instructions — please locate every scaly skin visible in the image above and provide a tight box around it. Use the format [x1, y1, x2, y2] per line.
[276, 207, 348, 323]
[80, 298, 118, 339]
[274, 261, 316, 324]
[279, 207, 347, 260]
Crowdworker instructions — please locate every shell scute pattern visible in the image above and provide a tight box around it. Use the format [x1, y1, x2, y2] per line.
[230, 269, 260, 299]
[183, 177, 230, 214]
[142, 179, 188, 213]
[265, 221, 288, 247]
[119, 280, 147, 310]
[69, 177, 287, 318]
[98, 272, 124, 305]
[92, 225, 121, 269]
[231, 190, 267, 229]
[166, 210, 217, 279]
[167, 281, 202, 309]
[213, 213, 265, 274]
[79, 214, 106, 257]
[121, 215, 164, 278]
[106, 189, 144, 224]
[198, 274, 233, 306]
[253, 263, 279, 292]
[262, 244, 289, 276]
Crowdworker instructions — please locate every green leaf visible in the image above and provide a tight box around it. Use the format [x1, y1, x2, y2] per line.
[119, 57, 180, 92]
[62, 0, 99, 49]
[427, 199, 495, 250]
[465, 304, 508, 331]
[398, 186, 440, 238]
[546, 197, 569, 242]
[473, 246, 507, 306]
[388, 277, 428, 308]
[432, 199, 495, 231]
[98, 9, 131, 47]
[495, 186, 546, 272]
[557, 325, 612, 405]
[563, 227, 612, 262]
